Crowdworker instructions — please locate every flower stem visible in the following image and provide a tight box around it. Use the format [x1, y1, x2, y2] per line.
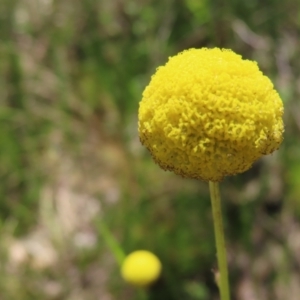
[209, 181, 230, 300]
[96, 220, 126, 267]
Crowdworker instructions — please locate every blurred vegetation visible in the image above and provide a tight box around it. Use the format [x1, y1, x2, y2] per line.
[1, 0, 300, 299]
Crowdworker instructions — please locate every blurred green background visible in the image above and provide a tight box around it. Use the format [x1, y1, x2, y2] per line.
[0, 0, 300, 299]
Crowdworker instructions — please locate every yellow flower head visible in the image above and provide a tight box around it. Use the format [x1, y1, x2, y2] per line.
[138, 48, 284, 182]
[121, 250, 162, 287]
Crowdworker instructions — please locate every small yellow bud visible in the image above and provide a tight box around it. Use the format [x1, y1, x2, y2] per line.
[121, 250, 162, 287]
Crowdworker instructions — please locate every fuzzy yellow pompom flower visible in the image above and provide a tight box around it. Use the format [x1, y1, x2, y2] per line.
[121, 250, 162, 287]
[138, 48, 284, 182]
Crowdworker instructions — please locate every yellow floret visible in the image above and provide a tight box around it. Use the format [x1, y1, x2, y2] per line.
[121, 250, 162, 287]
[138, 48, 284, 182]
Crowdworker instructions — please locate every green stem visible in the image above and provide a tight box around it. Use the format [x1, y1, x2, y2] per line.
[96, 221, 126, 267]
[138, 289, 148, 300]
[209, 181, 230, 300]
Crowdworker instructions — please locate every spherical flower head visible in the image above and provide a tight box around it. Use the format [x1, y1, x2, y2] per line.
[138, 48, 284, 182]
[121, 250, 162, 287]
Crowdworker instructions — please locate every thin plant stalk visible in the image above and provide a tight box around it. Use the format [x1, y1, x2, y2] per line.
[97, 221, 125, 267]
[209, 181, 230, 300]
